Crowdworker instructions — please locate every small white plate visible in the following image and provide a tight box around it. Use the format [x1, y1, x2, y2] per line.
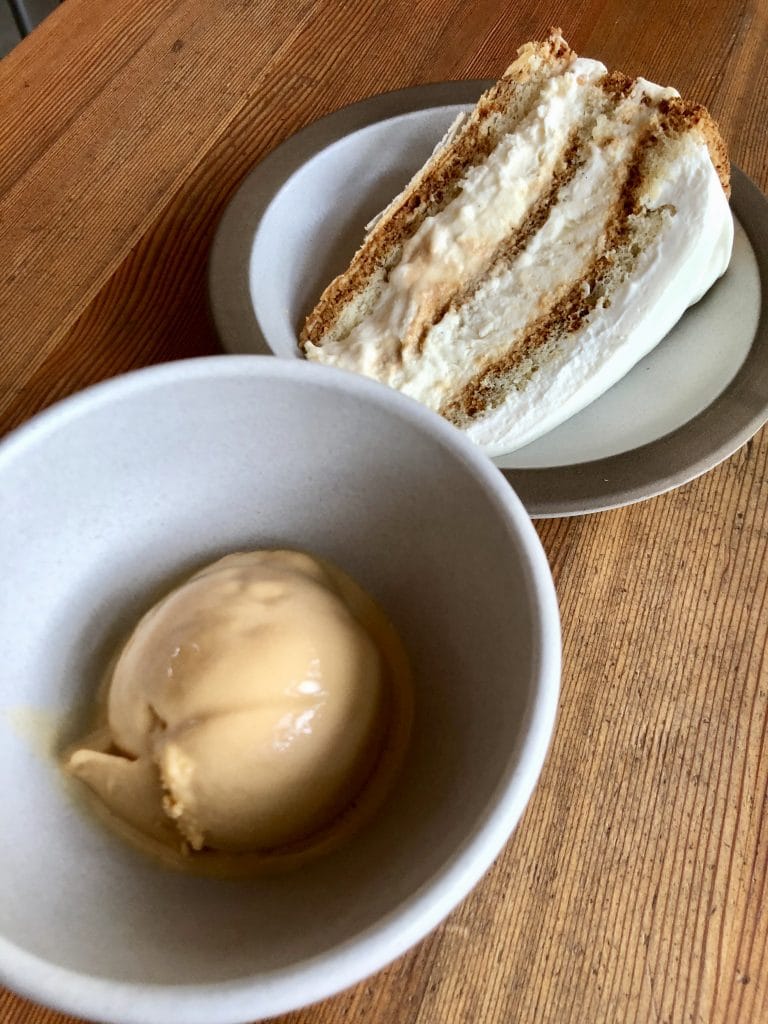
[209, 83, 768, 516]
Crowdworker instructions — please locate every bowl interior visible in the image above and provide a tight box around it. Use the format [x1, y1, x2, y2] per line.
[0, 360, 555, 1001]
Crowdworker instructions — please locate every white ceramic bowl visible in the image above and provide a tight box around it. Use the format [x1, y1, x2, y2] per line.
[0, 356, 559, 1024]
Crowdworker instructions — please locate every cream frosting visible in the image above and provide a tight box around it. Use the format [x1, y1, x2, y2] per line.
[467, 137, 733, 453]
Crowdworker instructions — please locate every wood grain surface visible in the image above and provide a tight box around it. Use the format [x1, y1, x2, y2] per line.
[1, 1, 766, 1022]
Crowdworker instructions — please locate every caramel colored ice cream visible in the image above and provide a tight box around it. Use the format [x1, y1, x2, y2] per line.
[65, 550, 411, 870]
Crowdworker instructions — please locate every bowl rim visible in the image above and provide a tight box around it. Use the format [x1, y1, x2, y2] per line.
[0, 355, 561, 1024]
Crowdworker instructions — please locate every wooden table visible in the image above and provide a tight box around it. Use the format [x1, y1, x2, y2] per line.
[2, 1, 766, 1021]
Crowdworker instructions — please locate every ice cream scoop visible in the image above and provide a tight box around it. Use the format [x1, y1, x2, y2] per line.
[65, 550, 411, 869]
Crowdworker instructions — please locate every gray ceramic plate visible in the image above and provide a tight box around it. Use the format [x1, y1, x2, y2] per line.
[208, 82, 768, 517]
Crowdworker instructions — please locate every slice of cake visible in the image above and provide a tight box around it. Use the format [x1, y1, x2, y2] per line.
[300, 31, 733, 455]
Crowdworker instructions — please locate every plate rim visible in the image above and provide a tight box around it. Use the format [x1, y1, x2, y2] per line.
[208, 81, 768, 518]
